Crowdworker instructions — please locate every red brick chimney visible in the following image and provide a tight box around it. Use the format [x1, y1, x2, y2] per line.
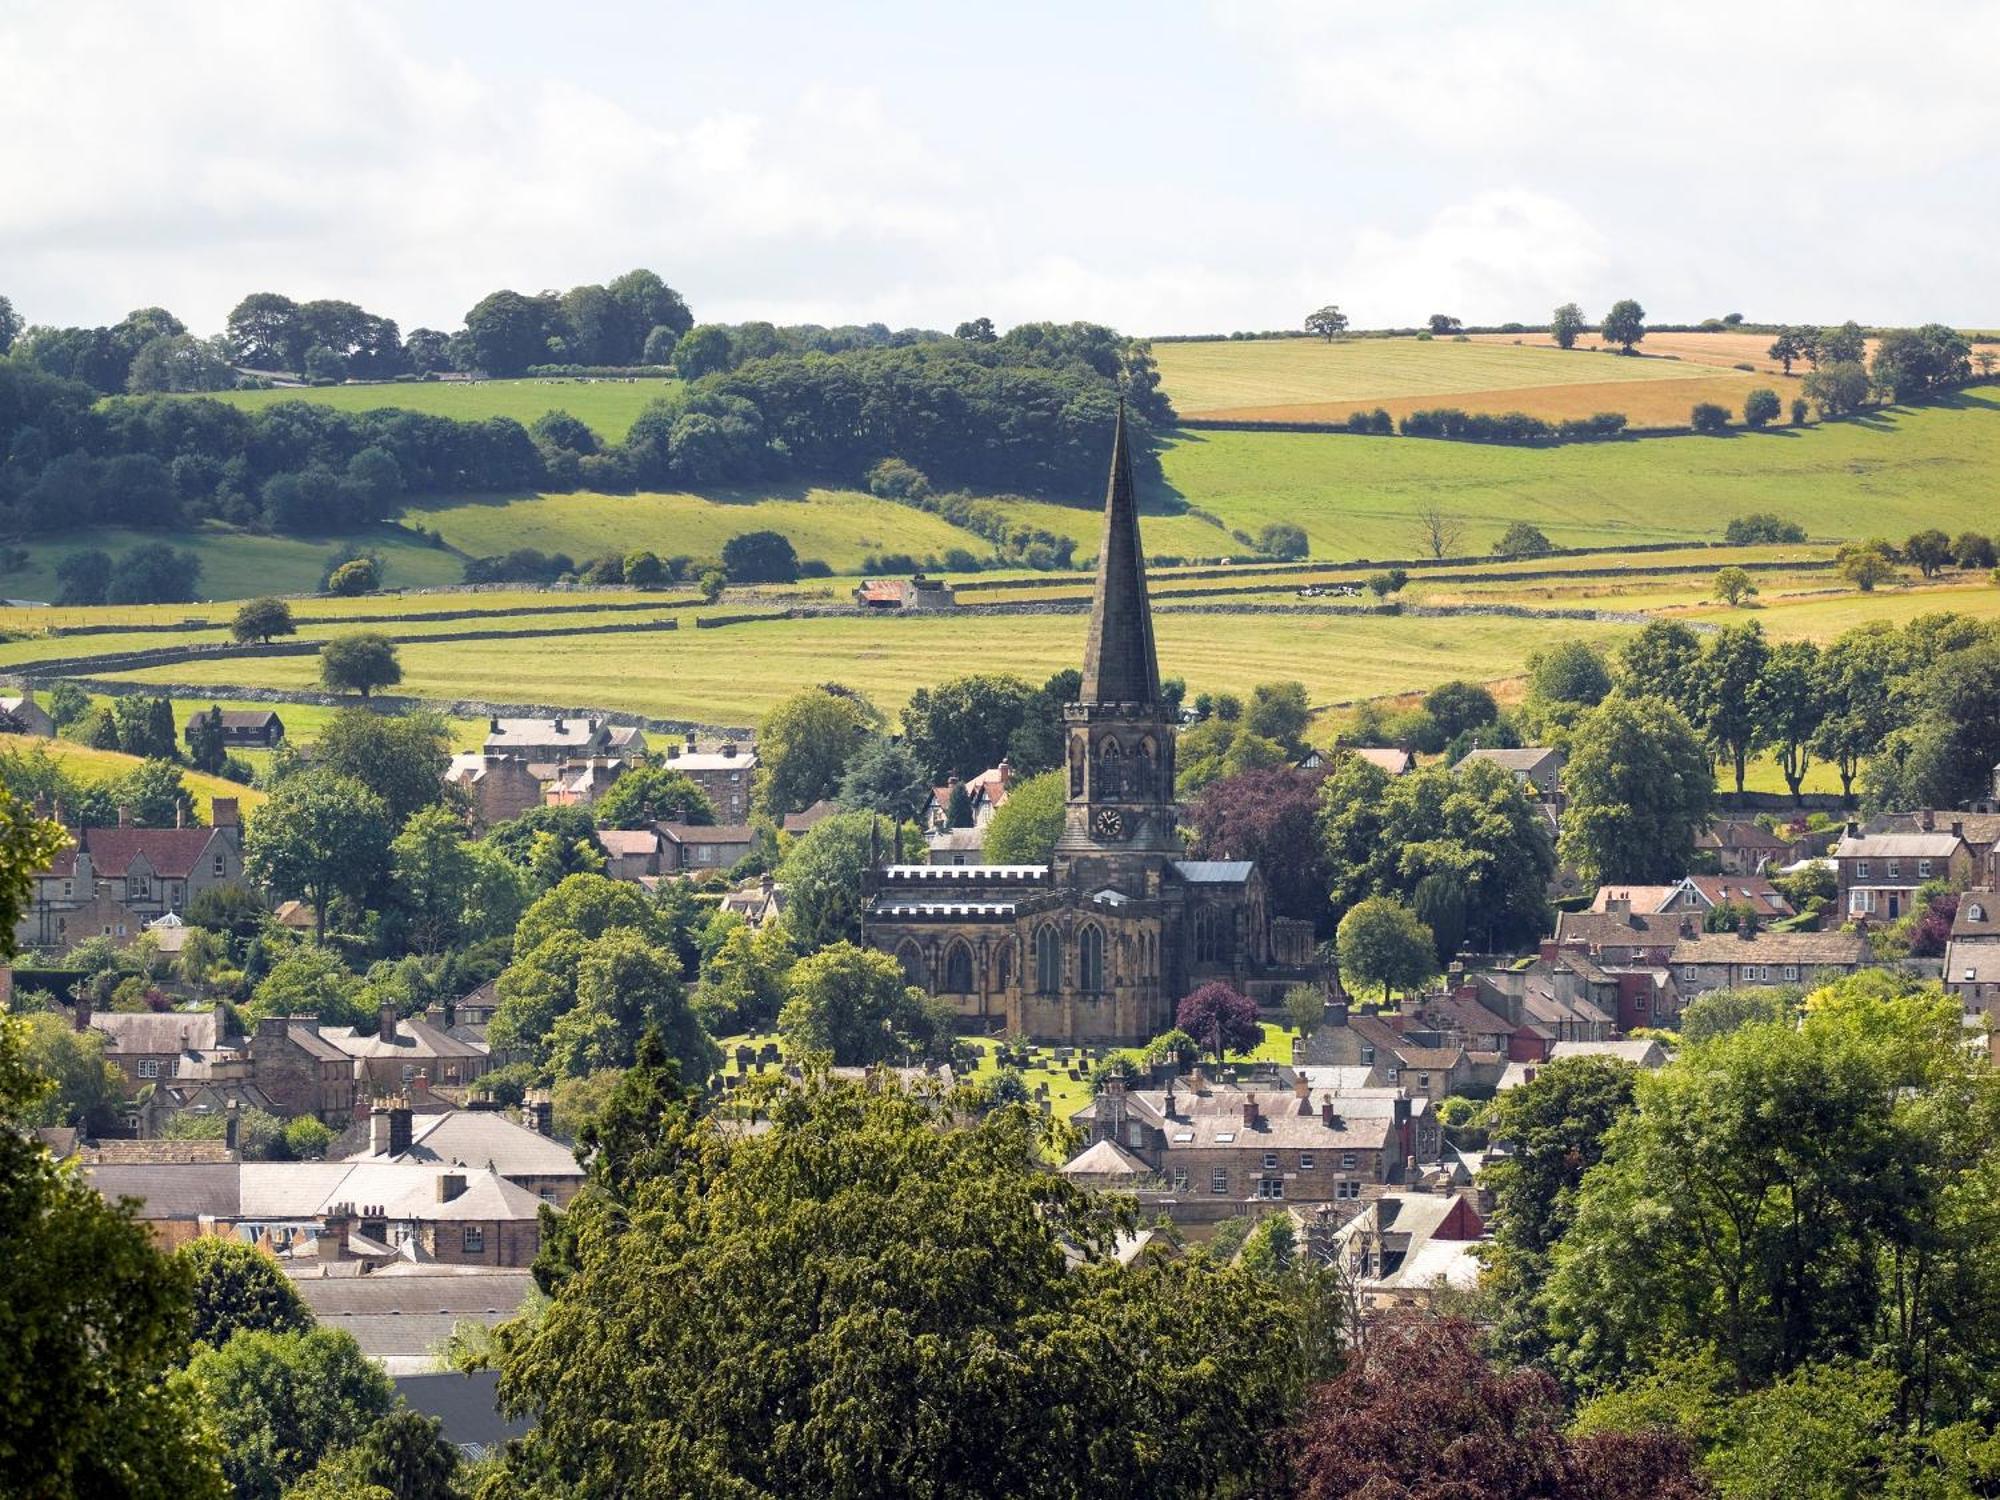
[211, 797, 239, 828]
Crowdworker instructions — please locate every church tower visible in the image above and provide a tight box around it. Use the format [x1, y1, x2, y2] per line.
[1053, 403, 1182, 888]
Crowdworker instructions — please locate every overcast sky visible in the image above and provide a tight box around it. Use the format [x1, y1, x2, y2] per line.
[4, 1, 1995, 338]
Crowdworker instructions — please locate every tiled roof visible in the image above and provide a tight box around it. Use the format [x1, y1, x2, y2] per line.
[1679, 875, 1792, 915]
[53, 826, 225, 879]
[1125, 1089, 1396, 1151]
[1589, 885, 1677, 912]
[1699, 820, 1791, 850]
[1346, 747, 1414, 774]
[1669, 930, 1872, 966]
[184, 709, 280, 731]
[1059, 1139, 1152, 1177]
[1553, 909, 1690, 948]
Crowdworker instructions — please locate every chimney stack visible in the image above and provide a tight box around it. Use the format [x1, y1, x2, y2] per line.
[523, 1092, 552, 1135]
[1293, 1072, 1310, 1102]
[436, 1172, 467, 1203]
[211, 797, 239, 829]
[1953, 819, 1965, 839]
[117, 804, 132, 827]
[1921, 809, 1936, 832]
[378, 1003, 397, 1043]
[319, 1204, 352, 1261]
[224, 1099, 240, 1153]
[1243, 1096, 1261, 1129]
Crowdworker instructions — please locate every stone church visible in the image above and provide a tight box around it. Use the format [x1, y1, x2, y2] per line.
[862, 409, 1318, 1045]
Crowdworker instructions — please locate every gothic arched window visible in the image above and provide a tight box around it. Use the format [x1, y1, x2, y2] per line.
[943, 942, 974, 994]
[1096, 737, 1123, 799]
[1078, 924, 1105, 993]
[896, 940, 927, 990]
[1136, 736, 1156, 799]
[1194, 906, 1226, 965]
[1035, 925, 1063, 995]
[996, 941, 1013, 991]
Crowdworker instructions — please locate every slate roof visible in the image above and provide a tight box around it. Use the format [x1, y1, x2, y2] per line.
[85, 1162, 241, 1218]
[1677, 875, 1793, 916]
[1120, 1088, 1396, 1151]
[325, 1016, 486, 1063]
[347, 1111, 582, 1178]
[1059, 1139, 1153, 1178]
[1952, 891, 2000, 938]
[92, 1008, 227, 1056]
[1462, 747, 1563, 774]
[1173, 860, 1254, 884]
[1553, 908, 1690, 948]
[1833, 832, 1968, 859]
[596, 828, 661, 857]
[1346, 747, 1415, 775]
[1947, 940, 2000, 988]
[1669, 930, 1872, 966]
[485, 717, 602, 750]
[656, 822, 755, 845]
[183, 709, 280, 731]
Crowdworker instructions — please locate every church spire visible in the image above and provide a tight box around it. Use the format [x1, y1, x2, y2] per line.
[1079, 401, 1160, 707]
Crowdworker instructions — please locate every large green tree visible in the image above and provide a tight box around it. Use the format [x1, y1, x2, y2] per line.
[1318, 757, 1553, 950]
[1750, 638, 1824, 804]
[317, 633, 402, 699]
[1541, 974, 2000, 1425]
[1699, 622, 1771, 795]
[389, 805, 478, 954]
[1557, 694, 1713, 884]
[244, 770, 392, 941]
[494, 1073, 1302, 1498]
[186, 1327, 395, 1500]
[757, 687, 879, 817]
[1617, 619, 1707, 728]
[778, 941, 952, 1065]
[1334, 896, 1439, 1003]
[900, 673, 1040, 783]
[311, 709, 452, 826]
[979, 769, 1066, 865]
[593, 765, 714, 828]
[0, 1011, 226, 1496]
[1810, 623, 1903, 804]
[1478, 1056, 1640, 1364]
[175, 1238, 313, 1349]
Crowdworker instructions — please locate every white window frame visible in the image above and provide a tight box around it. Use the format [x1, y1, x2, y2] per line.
[1340, 1152, 1357, 1170]
[1918, 859, 1933, 879]
[1171, 1168, 1188, 1192]
[461, 1225, 484, 1254]
[1209, 1167, 1229, 1195]
[1783, 965, 1800, 981]
[1856, 861, 1871, 879]
[1299, 1153, 1316, 1170]
[137, 1059, 160, 1078]
[1261, 1151, 1278, 1170]
[1886, 859, 1900, 879]
[1256, 1177, 1285, 1201]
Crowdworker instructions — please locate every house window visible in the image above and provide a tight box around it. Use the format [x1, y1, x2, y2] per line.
[1299, 1154, 1316, 1170]
[539, 1188, 556, 1203]
[1886, 860, 1900, 879]
[1256, 1177, 1285, 1201]
[1682, 965, 1698, 981]
[1360, 1045, 1375, 1064]
[1261, 1152, 1278, 1170]
[213, 854, 225, 876]
[138, 1060, 160, 1078]
[1856, 861, 1871, 879]
[1850, 890, 1875, 916]
[1209, 1168, 1229, 1194]
[402, 1065, 416, 1083]
[1417, 1073, 1431, 1091]
[1078, 925, 1104, 993]
[1918, 859, 1933, 878]
[1783, 965, 1799, 981]
[1035, 926, 1062, 995]
[1171, 1168, 1189, 1192]
[61, 880, 72, 898]
[1336, 1180, 1361, 1199]
[462, 1226, 485, 1254]
[1341, 1152, 1356, 1170]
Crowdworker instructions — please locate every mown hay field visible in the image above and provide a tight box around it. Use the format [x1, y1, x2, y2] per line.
[206, 377, 679, 442]
[82, 609, 1642, 727]
[401, 487, 989, 576]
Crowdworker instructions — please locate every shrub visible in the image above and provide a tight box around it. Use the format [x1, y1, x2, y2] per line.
[1690, 401, 1732, 433]
[1724, 513, 1807, 545]
[1491, 521, 1554, 558]
[1255, 522, 1309, 560]
[1742, 387, 1781, 428]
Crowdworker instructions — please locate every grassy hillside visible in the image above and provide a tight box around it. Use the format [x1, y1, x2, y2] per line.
[1152, 335, 1763, 424]
[0, 524, 464, 606]
[0, 738, 267, 821]
[1144, 391, 2000, 560]
[206, 377, 678, 442]
[402, 486, 990, 574]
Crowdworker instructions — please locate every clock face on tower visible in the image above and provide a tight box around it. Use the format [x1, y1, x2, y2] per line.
[1094, 807, 1125, 840]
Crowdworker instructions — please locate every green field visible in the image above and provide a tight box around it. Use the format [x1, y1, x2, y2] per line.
[0, 525, 466, 606]
[0, 738, 268, 821]
[1149, 391, 2000, 560]
[404, 486, 988, 575]
[207, 377, 678, 442]
[1153, 336, 1728, 412]
[79, 608, 1642, 726]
